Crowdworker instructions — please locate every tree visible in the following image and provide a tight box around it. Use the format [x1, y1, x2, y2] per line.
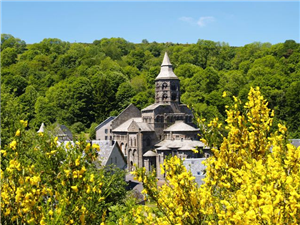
[0, 84, 25, 146]
[91, 74, 117, 122]
[1, 34, 26, 53]
[19, 85, 39, 125]
[1, 47, 18, 67]
[3, 75, 28, 96]
[116, 82, 136, 111]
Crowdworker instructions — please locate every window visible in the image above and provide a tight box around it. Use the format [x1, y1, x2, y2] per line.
[197, 171, 201, 175]
[163, 93, 168, 100]
[105, 136, 108, 140]
[110, 129, 112, 133]
[105, 129, 108, 134]
[162, 82, 168, 89]
[110, 136, 112, 140]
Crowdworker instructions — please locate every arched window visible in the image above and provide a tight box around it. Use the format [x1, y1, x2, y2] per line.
[162, 93, 168, 100]
[162, 82, 168, 89]
[124, 144, 128, 155]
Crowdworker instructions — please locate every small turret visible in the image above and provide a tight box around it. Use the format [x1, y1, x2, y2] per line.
[37, 123, 45, 133]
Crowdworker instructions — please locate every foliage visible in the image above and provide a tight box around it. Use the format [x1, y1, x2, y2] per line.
[0, 84, 26, 146]
[1, 121, 127, 224]
[129, 88, 300, 224]
[129, 157, 204, 224]
[1, 34, 300, 140]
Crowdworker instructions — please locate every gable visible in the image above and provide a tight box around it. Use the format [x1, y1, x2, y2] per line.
[111, 104, 141, 130]
[128, 120, 140, 132]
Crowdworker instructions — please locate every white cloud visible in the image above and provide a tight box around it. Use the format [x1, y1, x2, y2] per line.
[197, 16, 215, 27]
[179, 16, 194, 24]
[180, 16, 215, 27]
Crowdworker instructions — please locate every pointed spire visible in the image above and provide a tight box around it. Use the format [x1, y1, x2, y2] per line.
[37, 123, 45, 133]
[155, 52, 179, 80]
[161, 52, 172, 66]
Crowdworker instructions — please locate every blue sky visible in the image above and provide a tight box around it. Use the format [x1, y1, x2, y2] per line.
[1, 1, 299, 46]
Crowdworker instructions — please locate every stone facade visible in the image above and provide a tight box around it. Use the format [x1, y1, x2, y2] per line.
[95, 116, 115, 140]
[96, 52, 209, 177]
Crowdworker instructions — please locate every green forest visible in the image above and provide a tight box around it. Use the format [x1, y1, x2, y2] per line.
[1, 34, 300, 145]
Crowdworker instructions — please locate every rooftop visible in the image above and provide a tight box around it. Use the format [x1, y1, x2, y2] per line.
[95, 116, 116, 131]
[112, 118, 154, 132]
[164, 120, 199, 132]
[155, 139, 206, 151]
[155, 52, 179, 81]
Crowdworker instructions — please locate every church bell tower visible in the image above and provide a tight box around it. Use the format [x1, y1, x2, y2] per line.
[155, 52, 180, 104]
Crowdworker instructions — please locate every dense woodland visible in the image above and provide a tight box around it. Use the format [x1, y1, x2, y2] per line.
[1, 34, 300, 145]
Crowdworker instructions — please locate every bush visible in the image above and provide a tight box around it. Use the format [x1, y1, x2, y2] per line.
[1, 121, 127, 224]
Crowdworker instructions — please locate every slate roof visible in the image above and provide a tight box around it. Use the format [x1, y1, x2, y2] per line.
[164, 121, 199, 132]
[155, 52, 179, 80]
[91, 140, 126, 166]
[143, 150, 157, 157]
[55, 124, 73, 141]
[95, 116, 116, 131]
[155, 139, 205, 151]
[290, 139, 300, 148]
[142, 103, 168, 111]
[112, 118, 154, 132]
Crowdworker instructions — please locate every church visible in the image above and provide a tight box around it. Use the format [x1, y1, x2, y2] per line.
[95, 52, 209, 178]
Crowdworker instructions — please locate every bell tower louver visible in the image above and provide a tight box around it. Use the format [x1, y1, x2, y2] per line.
[155, 52, 180, 104]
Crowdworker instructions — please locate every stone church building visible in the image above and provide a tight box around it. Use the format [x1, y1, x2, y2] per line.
[96, 52, 208, 178]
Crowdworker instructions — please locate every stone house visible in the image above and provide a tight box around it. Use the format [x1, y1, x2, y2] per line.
[95, 116, 115, 141]
[92, 140, 127, 170]
[183, 158, 207, 185]
[61, 140, 127, 170]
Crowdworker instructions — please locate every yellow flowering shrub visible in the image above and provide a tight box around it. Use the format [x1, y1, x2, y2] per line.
[129, 157, 205, 225]
[128, 87, 300, 225]
[200, 87, 300, 224]
[1, 121, 127, 224]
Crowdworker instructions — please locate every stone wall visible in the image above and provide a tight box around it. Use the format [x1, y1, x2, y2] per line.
[111, 104, 141, 130]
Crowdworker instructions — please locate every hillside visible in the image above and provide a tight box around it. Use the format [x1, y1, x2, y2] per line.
[1, 34, 300, 145]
